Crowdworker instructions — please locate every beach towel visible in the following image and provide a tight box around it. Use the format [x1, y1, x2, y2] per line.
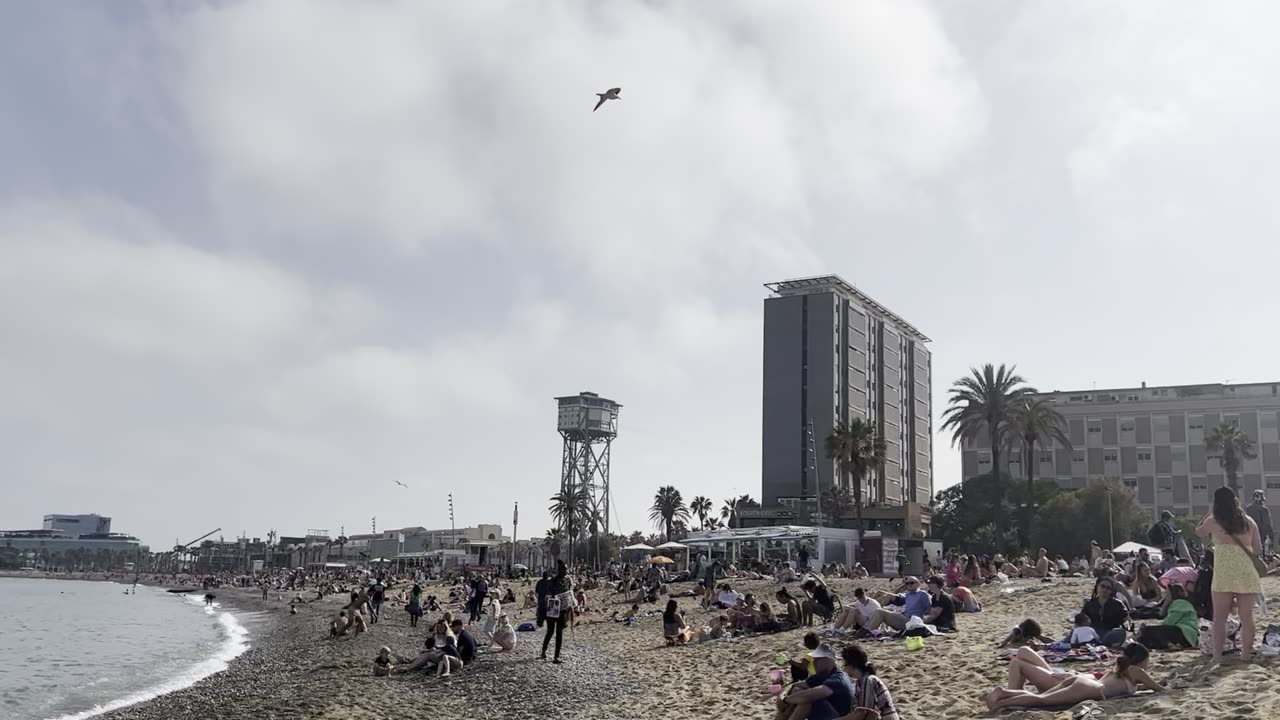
[996, 647, 1115, 664]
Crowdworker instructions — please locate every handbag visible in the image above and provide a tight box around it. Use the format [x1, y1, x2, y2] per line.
[1227, 530, 1268, 576]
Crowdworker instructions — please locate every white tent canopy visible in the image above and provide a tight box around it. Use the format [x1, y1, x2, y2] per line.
[1113, 541, 1162, 556]
[622, 543, 654, 551]
[655, 541, 689, 550]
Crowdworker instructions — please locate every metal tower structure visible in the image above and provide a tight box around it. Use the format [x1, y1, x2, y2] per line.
[555, 392, 621, 542]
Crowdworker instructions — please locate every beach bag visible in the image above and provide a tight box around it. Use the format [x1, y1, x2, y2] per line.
[516, 622, 535, 632]
[1260, 624, 1280, 656]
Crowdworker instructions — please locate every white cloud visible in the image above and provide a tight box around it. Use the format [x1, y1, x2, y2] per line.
[0, 197, 312, 362]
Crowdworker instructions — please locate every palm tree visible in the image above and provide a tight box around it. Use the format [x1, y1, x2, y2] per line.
[1007, 395, 1071, 546]
[548, 485, 593, 565]
[941, 363, 1031, 539]
[649, 486, 691, 541]
[690, 496, 713, 530]
[1205, 421, 1257, 496]
[824, 418, 887, 561]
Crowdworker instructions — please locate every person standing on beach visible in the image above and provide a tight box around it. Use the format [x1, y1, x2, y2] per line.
[407, 584, 424, 627]
[1197, 487, 1263, 663]
[540, 560, 574, 664]
[369, 579, 385, 624]
[1246, 490, 1274, 554]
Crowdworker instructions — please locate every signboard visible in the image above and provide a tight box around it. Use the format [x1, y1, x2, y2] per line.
[252, 560, 264, 573]
[880, 537, 899, 577]
[738, 507, 797, 520]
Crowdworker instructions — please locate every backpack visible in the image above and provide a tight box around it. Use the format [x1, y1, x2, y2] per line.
[1147, 522, 1167, 548]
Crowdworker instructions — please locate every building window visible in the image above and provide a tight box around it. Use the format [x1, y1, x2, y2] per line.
[1123, 478, 1138, 488]
[1138, 451, 1153, 462]
[1088, 425, 1102, 434]
[1192, 479, 1208, 491]
[1158, 478, 1174, 491]
[1126, 395, 1140, 401]
[1103, 452, 1118, 463]
[1268, 478, 1280, 490]
[1188, 416, 1204, 430]
[1120, 422, 1135, 432]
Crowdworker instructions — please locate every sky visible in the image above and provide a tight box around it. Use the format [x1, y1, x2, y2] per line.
[3, 1, 1279, 549]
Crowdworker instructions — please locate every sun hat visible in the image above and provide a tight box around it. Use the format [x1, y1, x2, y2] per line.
[811, 643, 837, 660]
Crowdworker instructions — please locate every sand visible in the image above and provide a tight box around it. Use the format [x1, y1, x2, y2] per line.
[92, 573, 1280, 719]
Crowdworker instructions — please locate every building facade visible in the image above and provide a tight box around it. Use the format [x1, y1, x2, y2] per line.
[761, 275, 933, 528]
[961, 381, 1280, 520]
[1, 513, 141, 567]
[44, 513, 112, 535]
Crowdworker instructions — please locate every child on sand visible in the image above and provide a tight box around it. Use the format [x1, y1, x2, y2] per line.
[374, 647, 394, 676]
[1069, 613, 1101, 646]
[999, 619, 1054, 649]
[788, 631, 820, 681]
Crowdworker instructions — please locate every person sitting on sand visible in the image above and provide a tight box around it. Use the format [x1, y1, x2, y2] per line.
[374, 646, 394, 676]
[802, 578, 837, 624]
[450, 619, 478, 664]
[789, 631, 821, 682]
[776, 587, 805, 627]
[962, 556, 983, 586]
[1135, 583, 1198, 650]
[491, 614, 517, 652]
[773, 644, 854, 720]
[663, 599, 696, 644]
[1081, 576, 1129, 647]
[717, 583, 743, 609]
[832, 588, 881, 632]
[950, 584, 981, 612]
[1128, 561, 1164, 611]
[862, 577, 930, 633]
[699, 614, 729, 641]
[999, 619, 1055, 649]
[984, 643, 1160, 712]
[840, 643, 899, 720]
[756, 602, 784, 633]
[1068, 613, 1101, 646]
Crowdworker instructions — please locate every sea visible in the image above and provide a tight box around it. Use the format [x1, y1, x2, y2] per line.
[0, 578, 253, 720]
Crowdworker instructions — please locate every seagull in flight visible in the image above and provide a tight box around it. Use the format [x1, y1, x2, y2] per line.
[593, 87, 621, 112]
[394, 481, 408, 488]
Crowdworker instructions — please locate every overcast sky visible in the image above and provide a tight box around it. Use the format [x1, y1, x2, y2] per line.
[3, 2, 1278, 549]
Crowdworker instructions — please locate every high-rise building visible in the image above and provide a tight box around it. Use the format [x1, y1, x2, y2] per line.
[961, 381, 1280, 520]
[43, 513, 112, 535]
[760, 275, 933, 532]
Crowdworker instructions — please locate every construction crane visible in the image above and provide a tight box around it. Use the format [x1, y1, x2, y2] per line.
[175, 527, 221, 553]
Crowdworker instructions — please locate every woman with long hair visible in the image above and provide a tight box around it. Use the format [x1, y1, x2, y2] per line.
[1197, 486, 1263, 662]
[1129, 561, 1164, 608]
[984, 643, 1160, 711]
[662, 599, 696, 644]
[841, 643, 899, 720]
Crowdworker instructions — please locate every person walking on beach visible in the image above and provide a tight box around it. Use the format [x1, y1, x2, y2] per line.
[369, 579, 385, 624]
[407, 584, 424, 627]
[1197, 487, 1263, 663]
[1246, 490, 1274, 554]
[540, 560, 574, 664]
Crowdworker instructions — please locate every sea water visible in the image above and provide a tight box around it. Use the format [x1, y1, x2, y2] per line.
[0, 578, 252, 720]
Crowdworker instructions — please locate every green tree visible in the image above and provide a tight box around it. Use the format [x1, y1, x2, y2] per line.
[1007, 395, 1071, 548]
[823, 418, 887, 561]
[1033, 480, 1147, 557]
[719, 495, 760, 529]
[933, 472, 1020, 554]
[690, 496, 713, 530]
[548, 485, 593, 565]
[1205, 421, 1257, 496]
[941, 363, 1031, 542]
[649, 486, 690, 541]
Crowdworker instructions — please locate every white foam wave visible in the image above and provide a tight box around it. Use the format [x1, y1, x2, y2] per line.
[46, 600, 251, 720]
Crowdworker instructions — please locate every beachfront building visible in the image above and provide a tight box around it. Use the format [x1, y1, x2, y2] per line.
[0, 513, 143, 569]
[962, 381, 1280, 520]
[759, 275, 934, 537]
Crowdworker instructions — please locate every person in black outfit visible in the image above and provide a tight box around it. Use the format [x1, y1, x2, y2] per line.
[540, 560, 574, 664]
[1081, 576, 1129, 647]
[924, 576, 956, 631]
[369, 580, 385, 624]
[450, 619, 478, 664]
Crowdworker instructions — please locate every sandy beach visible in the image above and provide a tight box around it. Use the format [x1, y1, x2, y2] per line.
[78, 573, 1280, 720]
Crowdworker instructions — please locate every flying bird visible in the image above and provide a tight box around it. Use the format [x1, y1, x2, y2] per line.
[394, 481, 408, 488]
[593, 87, 621, 112]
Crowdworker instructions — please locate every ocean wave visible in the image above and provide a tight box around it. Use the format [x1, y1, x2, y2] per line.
[46, 601, 251, 720]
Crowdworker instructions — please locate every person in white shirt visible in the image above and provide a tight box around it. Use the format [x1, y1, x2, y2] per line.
[1056, 556, 1070, 573]
[1068, 613, 1101, 646]
[716, 583, 744, 608]
[832, 587, 882, 631]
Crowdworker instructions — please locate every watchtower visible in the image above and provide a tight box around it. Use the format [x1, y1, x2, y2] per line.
[556, 392, 620, 538]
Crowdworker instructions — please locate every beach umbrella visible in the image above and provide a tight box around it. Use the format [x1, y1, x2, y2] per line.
[648, 555, 675, 564]
[623, 543, 654, 552]
[511, 563, 529, 571]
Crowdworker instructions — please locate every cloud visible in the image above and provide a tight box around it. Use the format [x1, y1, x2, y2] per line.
[0, 197, 312, 362]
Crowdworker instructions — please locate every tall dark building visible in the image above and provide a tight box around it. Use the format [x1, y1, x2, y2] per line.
[761, 276, 932, 524]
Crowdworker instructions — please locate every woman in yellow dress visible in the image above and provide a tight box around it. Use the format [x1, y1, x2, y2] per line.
[1196, 486, 1263, 662]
